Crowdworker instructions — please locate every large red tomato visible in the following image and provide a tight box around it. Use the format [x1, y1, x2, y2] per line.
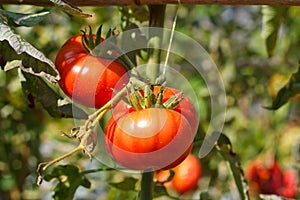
[155, 154, 202, 194]
[105, 107, 194, 170]
[112, 86, 199, 134]
[55, 34, 128, 108]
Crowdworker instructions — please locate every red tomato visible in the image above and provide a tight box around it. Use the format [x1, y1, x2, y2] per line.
[112, 86, 199, 134]
[172, 154, 202, 193]
[105, 108, 194, 170]
[55, 34, 128, 108]
[246, 159, 297, 198]
[155, 154, 202, 194]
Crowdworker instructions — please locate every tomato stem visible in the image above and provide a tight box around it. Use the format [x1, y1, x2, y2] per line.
[147, 5, 166, 83]
[140, 171, 154, 200]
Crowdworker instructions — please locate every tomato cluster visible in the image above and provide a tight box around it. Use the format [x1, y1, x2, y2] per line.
[56, 29, 199, 172]
[105, 86, 198, 170]
[155, 154, 202, 194]
[246, 159, 297, 198]
[55, 33, 128, 108]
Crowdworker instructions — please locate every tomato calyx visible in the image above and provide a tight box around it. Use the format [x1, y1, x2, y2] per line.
[81, 25, 120, 58]
[125, 83, 183, 111]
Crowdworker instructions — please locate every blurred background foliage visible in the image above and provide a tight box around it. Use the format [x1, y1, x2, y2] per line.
[0, 4, 300, 200]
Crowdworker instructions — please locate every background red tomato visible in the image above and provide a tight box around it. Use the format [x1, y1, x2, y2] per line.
[246, 158, 297, 198]
[105, 108, 194, 170]
[155, 154, 202, 194]
[55, 34, 128, 108]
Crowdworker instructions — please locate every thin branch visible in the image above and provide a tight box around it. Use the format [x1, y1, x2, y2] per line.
[1, 0, 300, 6]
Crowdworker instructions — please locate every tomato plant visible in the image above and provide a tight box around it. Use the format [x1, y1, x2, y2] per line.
[156, 154, 202, 194]
[105, 86, 197, 170]
[55, 30, 129, 108]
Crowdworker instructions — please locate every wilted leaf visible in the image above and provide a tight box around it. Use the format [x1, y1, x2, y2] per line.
[21, 72, 88, 119]
[44, 165, 91, 200]
[215, 133, 249, 200]
[109, 177, 138, 191]
[262, 6, 289, 57]
[0, 9, 50, 27]
[0, 18, 59, 83]
[50, 0, 92, 18]
[265, 66, 300, 110]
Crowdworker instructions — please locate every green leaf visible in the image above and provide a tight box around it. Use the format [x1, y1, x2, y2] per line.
[0, 9, 50, 27]
[265, 66, 300, 110]
[153, 185, 179, 199]
[50, 0, 92, 18]
[0, 18, 59, 83]
[44, 165, 91, 200]
[262, 6, 289, 57]
[109, 177, 138, 191]
[21, 72, 88, 119]
[199, 191, 212, 200]
[215, 133, 249, 200]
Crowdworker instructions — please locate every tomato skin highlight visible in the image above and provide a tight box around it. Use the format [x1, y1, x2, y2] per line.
[105, 108, 194, 170]
[55, 34, 128, 108]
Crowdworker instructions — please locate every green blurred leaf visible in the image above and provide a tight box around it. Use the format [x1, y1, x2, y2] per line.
[153, 185, 178, 199]
[215, 133, 249, 200]
[199, 191, 212, 200]
[262, 6, 289, 57]
[109, 177, 138, 191]
[0, 18, 59, 83]
[265, 66, 300, 110]
[44, 165, 91, 200]
[50, 0, 92, 18]
[21, 72, 88, 119]
[119, 6, 149, 23]
[0, 9, 50, 27]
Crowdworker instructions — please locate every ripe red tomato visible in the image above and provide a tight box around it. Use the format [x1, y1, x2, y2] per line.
[105, 108, 194, 170]
[246, 159, 297, 198]
[112, 86, 199, 134]
[155, 154, 202, 194]
[55, 34, 128, 108]
[172, 154, 202, 193]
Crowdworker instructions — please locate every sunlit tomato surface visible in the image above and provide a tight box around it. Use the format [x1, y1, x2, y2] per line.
[112, 86, 199, 134]
[155, 154, 202, 194]
[105, 108, 194, 170]
[55, 34, 128, 108]
[247, 159, 297, 198]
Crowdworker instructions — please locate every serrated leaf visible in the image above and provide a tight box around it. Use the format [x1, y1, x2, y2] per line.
[0, 9, 50, 27]
[109, 177, 138, 191]
[215, 133, 249, 200]
[21, 72, 88, 119]
[262, 6, 289, 57]
[265, 66, 300, 110]
[44, 165, 91, 200]
[0, 18, 59, 83]
[50, 0, 92, 18]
